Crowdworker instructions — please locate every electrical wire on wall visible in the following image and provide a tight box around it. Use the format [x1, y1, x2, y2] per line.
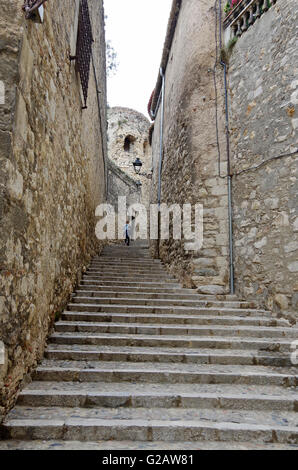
[213, 0, 229, 180]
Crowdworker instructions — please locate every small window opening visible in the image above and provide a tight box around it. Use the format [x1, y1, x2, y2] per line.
[124, 135, 135, 152]
[143, 140, 148, 155]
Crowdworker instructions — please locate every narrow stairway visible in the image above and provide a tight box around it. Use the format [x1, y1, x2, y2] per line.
[0, 243, 297, 450]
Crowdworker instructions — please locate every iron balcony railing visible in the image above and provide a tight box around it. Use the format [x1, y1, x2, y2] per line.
[224, 0, 277, 37]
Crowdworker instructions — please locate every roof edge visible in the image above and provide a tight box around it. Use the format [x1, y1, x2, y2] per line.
[150, 0, 182, 119]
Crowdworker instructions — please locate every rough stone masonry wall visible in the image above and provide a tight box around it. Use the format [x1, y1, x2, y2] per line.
[229, 0, 298, 317]
[0, 0, 107, 416]
[151, 0, 230, 292]
[108, 107, 152, 209]
[107, 158, 140, 210]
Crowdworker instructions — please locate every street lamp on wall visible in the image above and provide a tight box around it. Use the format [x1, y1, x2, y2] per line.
[133, 158, 143, 175]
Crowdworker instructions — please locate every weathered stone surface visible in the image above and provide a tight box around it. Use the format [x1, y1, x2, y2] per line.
[107, 107, 151, 210]
[0, 0, 107, 413]
[150, 0, 229, 291]
[229, 0, 298, 316]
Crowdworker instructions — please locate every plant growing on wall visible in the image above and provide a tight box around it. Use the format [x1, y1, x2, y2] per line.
[224, 1, 231, 14]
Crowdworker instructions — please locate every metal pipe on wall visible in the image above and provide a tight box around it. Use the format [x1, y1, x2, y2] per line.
[157, 68, 165, 258]
[219, 0, 235, 295]
[158, 67, 165, 207]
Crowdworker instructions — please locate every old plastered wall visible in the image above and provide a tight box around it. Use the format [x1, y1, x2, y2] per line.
[150, 0, 230, 292]
[0, 0, 107, 415]
[108, 107, 152, 210]
[229, 0, 298, 317]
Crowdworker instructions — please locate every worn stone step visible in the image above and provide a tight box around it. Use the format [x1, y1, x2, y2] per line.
[98, 255, 152, 260]
[0, 440, 296, 450]
[82, 274, 177, 283]
[34, 360, 298, 386]
[49, 332, 294, 352]
[88, 266, 166, 273]
[54, 320, 298, 339]
[16, 386, 298, 411]
[71, 295, 259, 310]
[18, 381, 298, 411]
[61, 311, 289, 328]
[73, 291, 258, 309]
[89, 266, 164, 272]
[45, 345, 294, 367]
[80, 280, 181, 288]
[91, 260, 162, 266]
[66, 303, 271, 317]
[89, 265, 164, 271]
[73, 289, 239, 301]
[2, 407, 298, 443]
[77, 285, 191, 294]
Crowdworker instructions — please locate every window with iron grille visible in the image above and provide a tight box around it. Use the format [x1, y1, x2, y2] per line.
[23, 0, 47, 20]
[75, 0, 93, 109]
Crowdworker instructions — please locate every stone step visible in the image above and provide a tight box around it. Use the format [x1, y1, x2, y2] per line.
[71, 295, 258, 310]
[54, 321, 298, 339]
[34, 360, 298, 386]
[91, 260, 162, 266]
[77, 285, 191, 294]
[49, 332, 294, 352]
[0, 440, 296, 450]
[2, 407, 298, 443]
[90, 262, 163, 267]
[18, 381, 298, 410]
[45, 345, 294, 366]
[80, 280, 181, 288]
[99, 255, 152, 260]
[61, 311, 289, 328]
[66, 303, 271, 317]
[82, 274, 177, 282]
[87, 269, 169, 277]
[88, 265, 166, 272]
[22, 379, 298, 393]
[73, 290, 253, 307]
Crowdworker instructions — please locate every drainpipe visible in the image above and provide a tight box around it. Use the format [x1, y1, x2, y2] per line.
[158, 68, 165, 207]
[219, 0, 235, 295]
[156, 68, 166, 257]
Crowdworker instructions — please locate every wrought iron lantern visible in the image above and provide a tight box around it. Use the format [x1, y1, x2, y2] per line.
[133, 158, 143, 175]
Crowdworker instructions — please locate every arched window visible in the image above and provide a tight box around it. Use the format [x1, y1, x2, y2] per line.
[124, 135, 135, 152]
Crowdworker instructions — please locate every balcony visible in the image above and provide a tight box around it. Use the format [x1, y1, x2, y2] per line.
[223, 0, 277, 44]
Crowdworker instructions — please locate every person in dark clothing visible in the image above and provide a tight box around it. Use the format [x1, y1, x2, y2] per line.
[124, 220, 131, 246]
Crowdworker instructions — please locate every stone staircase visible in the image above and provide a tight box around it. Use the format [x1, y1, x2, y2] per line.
[0, 243, 297, 450]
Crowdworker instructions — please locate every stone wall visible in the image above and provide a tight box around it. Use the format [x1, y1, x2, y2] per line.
[107, 158, 140, 210]
[108, 107, 152, 209]
[228, 0, 298, 316]
[0, 0, 107, 415]
[150, 0, 230, 292]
